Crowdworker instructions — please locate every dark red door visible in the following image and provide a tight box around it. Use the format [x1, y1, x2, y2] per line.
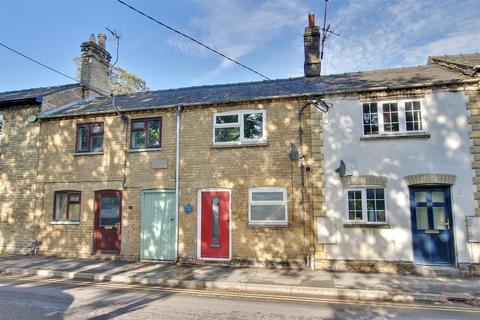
[94, 190, 122, 254]
[200, 191, 230, 259]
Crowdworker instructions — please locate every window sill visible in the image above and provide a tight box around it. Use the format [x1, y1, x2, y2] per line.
[248, 222, 289, 228]
[343, 222, 390, 228]
[360, 132, 430, 141]
[128, 148, 162, 153]
[73, 152, 103, 156]
[212, 141, 268, 149]
[50, 221, 80, 225]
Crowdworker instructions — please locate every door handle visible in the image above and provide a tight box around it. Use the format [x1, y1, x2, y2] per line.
[445, 218, 450, 230]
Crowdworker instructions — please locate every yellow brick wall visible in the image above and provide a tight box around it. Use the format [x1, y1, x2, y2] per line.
[33, 99, 318, 263]
[35, 110, 176, 258]
[467, 88, 480, 216]
[178, 100, 315, 263]
[0, 105, 40, 253]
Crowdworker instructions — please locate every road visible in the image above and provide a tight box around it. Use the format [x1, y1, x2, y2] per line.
[0, 275, 478, 320]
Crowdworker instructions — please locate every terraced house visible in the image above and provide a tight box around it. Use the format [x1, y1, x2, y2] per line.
[1, 15, 479, 274]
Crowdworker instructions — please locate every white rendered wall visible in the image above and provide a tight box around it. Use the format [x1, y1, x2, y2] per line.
[321, 90, 477, 263]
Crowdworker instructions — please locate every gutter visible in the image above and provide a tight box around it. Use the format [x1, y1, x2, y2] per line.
[38, 78, 479, 119]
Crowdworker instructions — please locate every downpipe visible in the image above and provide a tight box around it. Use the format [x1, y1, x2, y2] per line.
[174, 106, 182, 263]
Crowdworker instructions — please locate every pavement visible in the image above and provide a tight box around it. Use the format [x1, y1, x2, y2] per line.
[0, 255, 479, 304]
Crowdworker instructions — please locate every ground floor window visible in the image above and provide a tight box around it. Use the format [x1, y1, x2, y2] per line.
[53, 191, 81, 221]
[346, 187, 386, 224]
[249, 187, 287, 225]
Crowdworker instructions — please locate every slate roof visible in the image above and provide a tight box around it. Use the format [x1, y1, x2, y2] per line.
[41, 62, 477, 118]
[428, 53, 480, 69]
[0, 84, 80, 105]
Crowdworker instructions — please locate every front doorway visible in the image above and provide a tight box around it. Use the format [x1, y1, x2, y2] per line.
[140, 189, 177, 260]
[410, 187, 455, 265]
[197, 189, 231, 260]
[94, 190, 122, 254]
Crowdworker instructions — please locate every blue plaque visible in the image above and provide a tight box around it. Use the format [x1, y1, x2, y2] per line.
[184, 204, 193, 213]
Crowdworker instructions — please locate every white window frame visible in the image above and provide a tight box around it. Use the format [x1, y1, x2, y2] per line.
[248, 187, 288, 226]
[362, 99, 426, 136]
[212, 109, 267, 146]
[344, 187, 388, 225]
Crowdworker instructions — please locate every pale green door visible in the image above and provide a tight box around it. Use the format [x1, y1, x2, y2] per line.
[141, 190, 176, 260]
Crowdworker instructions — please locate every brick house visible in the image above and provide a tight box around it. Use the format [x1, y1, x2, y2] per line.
[0, 84, 84, 253]
[1, 15, 479, 273]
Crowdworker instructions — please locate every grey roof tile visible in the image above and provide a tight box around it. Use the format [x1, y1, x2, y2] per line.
[0, 83, 80, 104]
[42, 63, 473, 118]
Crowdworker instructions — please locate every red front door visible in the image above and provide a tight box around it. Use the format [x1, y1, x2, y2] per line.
[200, 191, 230, 259]
[94, 190, 122, 254]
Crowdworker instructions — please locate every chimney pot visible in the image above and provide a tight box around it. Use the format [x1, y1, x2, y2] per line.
[308, 13, 316, 28]
[98, 33, 107, 48]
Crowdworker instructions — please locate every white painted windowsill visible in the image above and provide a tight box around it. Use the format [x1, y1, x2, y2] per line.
[360, 132, 430, 141]
[248, 222, 289, 228]
[212, 141, 268, 149]
[50, 221, 80, 225]
[343, 222, 390, 228]
[73, 152, 103, 156]
[128, 148, 162, 153]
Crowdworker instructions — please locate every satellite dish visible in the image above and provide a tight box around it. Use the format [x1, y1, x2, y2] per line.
[289, 143, 300, 160]
[335, 160, 347, 177]
[27, 115, 38, 123]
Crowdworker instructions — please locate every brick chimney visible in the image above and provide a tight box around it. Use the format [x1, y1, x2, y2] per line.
[80, 33, 112, 97]
[304, 13, 321, 77]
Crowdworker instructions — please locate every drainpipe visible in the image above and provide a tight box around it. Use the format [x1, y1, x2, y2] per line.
[174, 106, 182, 262]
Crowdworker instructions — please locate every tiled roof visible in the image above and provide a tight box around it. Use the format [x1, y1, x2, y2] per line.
[428, 53, 480, 68]
[0, 84, 80, 104]
[41, 63, 476, 118]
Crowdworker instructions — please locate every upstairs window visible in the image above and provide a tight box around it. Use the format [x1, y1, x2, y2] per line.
[76, 122, 104, 153]
[53, 191, 81, 222]
[382, 103, 399, 132]
[362, 103, 379, 135]
[130, 118, 162, 149]
[0, 113, 3, 144]
[362, 100, 424, 136]
[249, 187, 287, 225]
[213, 110, 266, 145]
[405, 101, 423, 131]
[346, 188, 387, 224]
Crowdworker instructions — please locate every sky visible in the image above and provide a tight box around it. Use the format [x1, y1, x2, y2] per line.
[0, 0, 479, 92]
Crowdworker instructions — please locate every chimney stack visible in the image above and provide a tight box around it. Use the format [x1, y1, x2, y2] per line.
[80, 33, 112, 97]
[304, 13, 321, 77]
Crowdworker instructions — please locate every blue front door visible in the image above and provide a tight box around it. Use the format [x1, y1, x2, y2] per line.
[410, 187, 455, 265]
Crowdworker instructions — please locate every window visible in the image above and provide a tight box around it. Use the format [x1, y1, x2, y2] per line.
[382, 103, 399, 132]
[0, 113, 3, 144]
[362, 100, 424, 136]
[405, 101, 422, 131]
[130, 118, 162, 149]
[249, 187, 287, 225]
[213, 110, 266, 145]
[76, 123, 104, 153]
[346, 188, 387, 224]
[362, 103, 379, 135]
[53, 191, 81, 222]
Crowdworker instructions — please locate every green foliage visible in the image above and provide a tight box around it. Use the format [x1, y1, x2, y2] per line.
[74, 57, 149, 95]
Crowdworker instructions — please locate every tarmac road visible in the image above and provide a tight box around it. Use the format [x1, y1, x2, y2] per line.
[0, 275, 478, 320]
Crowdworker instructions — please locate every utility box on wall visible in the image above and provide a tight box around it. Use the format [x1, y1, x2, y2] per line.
[316, 217, 337, 244]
